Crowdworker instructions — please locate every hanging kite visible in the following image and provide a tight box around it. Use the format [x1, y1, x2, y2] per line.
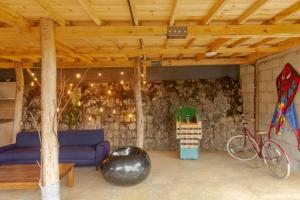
[269, 63, 300, 150]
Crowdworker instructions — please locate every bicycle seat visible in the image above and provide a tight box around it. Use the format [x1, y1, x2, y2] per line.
[257, 131, 268, 135]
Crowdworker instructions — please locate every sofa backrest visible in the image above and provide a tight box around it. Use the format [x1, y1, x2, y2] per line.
[16, 131, 40, 147]
[59, 129, 104, 146]
[16, 129, 104, 147]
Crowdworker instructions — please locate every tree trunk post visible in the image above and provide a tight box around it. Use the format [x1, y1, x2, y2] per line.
[12, 62, 24, 143]
[40, 18, 60, 200]
[133, 56, 144, 148]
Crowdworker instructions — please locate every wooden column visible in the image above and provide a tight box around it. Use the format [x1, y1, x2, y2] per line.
[40, 18, 60, 200]
[12, 62, 24, 143]
[133, 57, 145, 148]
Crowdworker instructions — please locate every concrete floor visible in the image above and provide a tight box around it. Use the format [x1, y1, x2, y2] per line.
[1, 151, 300, 200]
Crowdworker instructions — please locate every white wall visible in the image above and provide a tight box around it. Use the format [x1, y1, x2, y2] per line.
[241, 46, 300, 173]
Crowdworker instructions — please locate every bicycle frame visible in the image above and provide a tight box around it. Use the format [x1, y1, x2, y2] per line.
[241, 127, 268, 159]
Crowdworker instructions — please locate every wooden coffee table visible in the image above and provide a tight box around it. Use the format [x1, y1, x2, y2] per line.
[0, 163, 75, 190]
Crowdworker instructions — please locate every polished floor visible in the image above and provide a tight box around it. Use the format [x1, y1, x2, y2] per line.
[1, 151, 300, 200]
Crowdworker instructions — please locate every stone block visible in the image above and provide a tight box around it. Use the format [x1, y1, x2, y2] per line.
[259, 69, 273, 81]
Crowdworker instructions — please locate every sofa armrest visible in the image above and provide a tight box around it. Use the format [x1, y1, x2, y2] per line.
[0, 144, 16, 153]
[95, 141, 110, 166]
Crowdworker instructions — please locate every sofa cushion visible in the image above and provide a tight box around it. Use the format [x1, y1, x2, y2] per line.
[59, 146, 95, 160]
[16, 132, 40, 147]
[59, 129, 104, 146]
[0, 147, 40, 162]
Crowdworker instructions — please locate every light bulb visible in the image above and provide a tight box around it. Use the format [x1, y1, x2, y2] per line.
[88, 116, 92, 121]
[120, 80, 124, 85]
[143, 80, 146, 84]
[70, 83, 73, 87]
[34, 78, 37, 81]
[120, 71, 124, 75]
[90, 83, 94, 87]
[98, 72, 102, 77]
[30, 82, 34, 87]
[108, 90, 111, 95]
[141, 73, 144, 77]
[77, 101, 81, 106]
[100, 107, 103, 112]
[67, 90, 71, 95]
[129, 113, 132, 118]
[76, 73, 81, 79]
[31, 72, 35, 76]
[112, 109, 116, 114]
[56, 108, 60, 112]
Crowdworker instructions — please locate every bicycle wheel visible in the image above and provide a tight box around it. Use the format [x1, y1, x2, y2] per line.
[227, 135, 258, 161]
[262, 141, 290, 179]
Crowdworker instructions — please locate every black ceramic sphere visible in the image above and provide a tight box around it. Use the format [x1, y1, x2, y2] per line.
[101, 146, 151, 186]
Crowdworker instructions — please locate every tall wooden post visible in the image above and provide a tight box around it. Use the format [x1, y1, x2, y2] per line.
[40, 18, 60, 200]
[133, 56, 144, 148]
[12, 62, 24, 143]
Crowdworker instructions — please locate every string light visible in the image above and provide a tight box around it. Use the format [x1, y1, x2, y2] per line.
[88, 116, 92, 121]
[76, 73, 81, 79]
[77, 101, 81, 106]
[30, 81, 35, 87]
[108, 90, 111, 95]
[98, 72, 102, 77]
[143, 80, 146, 84]
[67, 90, 71, 95]
[129, 113, 132, 118]
[31, 72, 35, 76]
[120, 80, 124, 85]
[112, 109, 116, 114]
[34, 78, 37, 81]
[100, 107, 103, 112]
[120, 71, 124, 75]
[56, 108, 60, 112]
[70, 83, 73, 87]
[141, 73, 144, 77]
[90, 83, 94, 87]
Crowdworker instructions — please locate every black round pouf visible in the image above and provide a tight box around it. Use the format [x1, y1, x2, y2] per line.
[101, 146, 151, 186]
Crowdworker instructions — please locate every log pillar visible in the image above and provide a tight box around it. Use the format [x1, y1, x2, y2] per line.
[12, 62, 24, 143]
[40, 18, 60, 200]
[133, 56, 144, 148]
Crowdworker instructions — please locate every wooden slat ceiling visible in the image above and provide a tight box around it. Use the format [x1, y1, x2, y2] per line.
[1, 0, 300, 68]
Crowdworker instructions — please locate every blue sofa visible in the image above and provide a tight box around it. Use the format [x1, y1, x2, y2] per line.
[0, 129, 110, 167]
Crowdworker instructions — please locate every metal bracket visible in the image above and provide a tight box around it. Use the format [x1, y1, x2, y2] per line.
[167, 26, 187, 39]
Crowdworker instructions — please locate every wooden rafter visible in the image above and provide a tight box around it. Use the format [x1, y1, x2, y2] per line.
[0, 6, 29, 30]
[77, 0, 102, 25]
[169, 0, 180, 26]
[203, 0, 267, 57]
[234, 0, 268, 25]
[265, 1, 300, 24]
[239, 1, 300, 58]
[201, 0, 226, 25]
[56, 41, 93, 64]
[34, 0, 66, 25]
[128, 0, 139, 26]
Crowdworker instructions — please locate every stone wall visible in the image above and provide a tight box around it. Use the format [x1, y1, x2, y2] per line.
[22, 78, 242, 151]
[254, 46, 300, 173]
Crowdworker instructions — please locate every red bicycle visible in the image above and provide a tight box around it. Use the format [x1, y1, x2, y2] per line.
[227, 113, 291, 179]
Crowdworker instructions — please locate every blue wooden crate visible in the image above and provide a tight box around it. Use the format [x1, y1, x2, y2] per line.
[180, 147, 199, 160]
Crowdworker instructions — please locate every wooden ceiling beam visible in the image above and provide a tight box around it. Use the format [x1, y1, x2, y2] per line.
[0, 46, 282, 57]
[169, 0, 180, 25]
[128, 0, 139, 26]
[56, 41, 93, 64]
[0, 6, 29, 30]
[234, 0, 268, 25]
[77, 0, 102, 25]
[34, 0, 66, 25]
[264, 1, 300, 24]
[201, 0, 226, 25]
[236, 1, 300, 51]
